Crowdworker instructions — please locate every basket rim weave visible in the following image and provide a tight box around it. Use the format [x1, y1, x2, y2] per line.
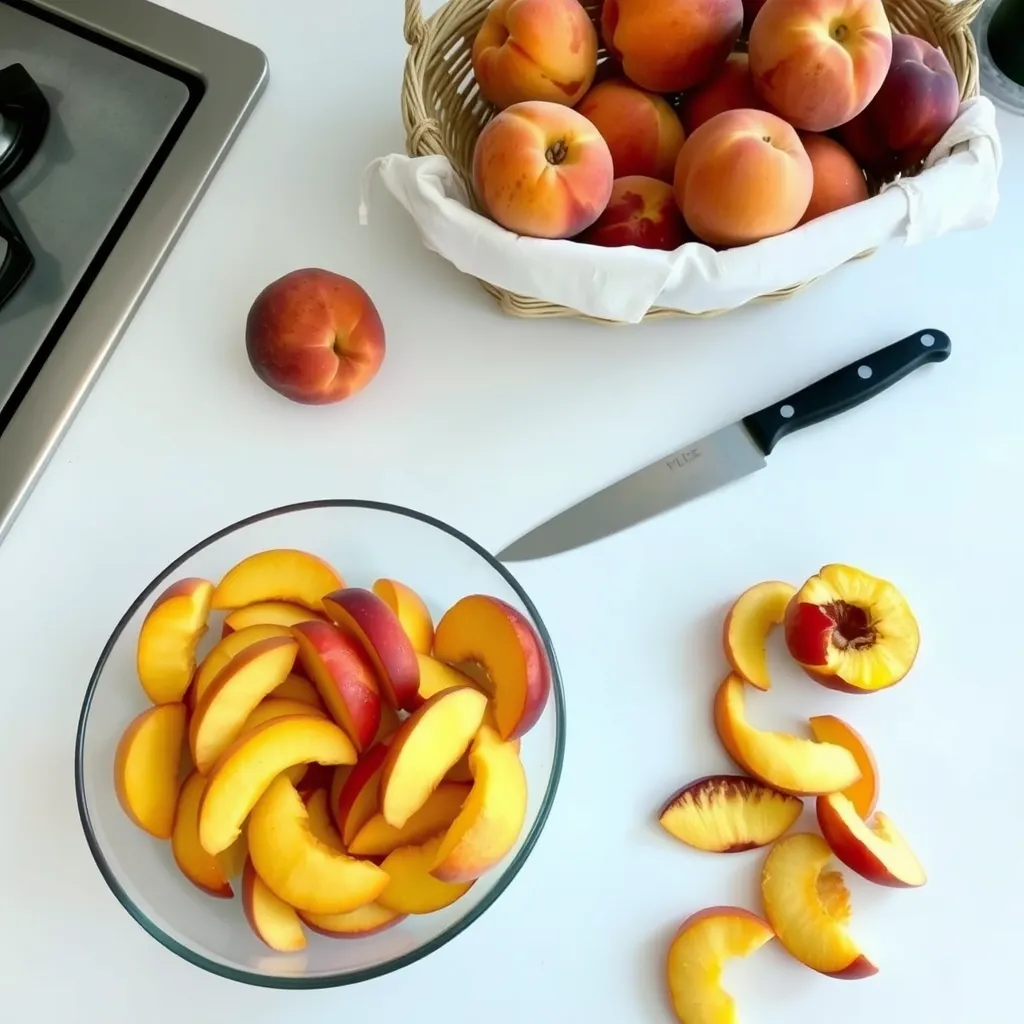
[401, 0, 984, 323]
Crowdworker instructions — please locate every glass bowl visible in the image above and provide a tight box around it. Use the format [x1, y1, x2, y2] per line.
[75, 500, 565, 988]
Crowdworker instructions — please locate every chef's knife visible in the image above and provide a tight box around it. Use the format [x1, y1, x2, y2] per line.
[497, 328, 951, 563]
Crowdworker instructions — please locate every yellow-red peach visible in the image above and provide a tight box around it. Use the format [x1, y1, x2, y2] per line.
[471, 0, 597, 110]
[577, 176, 687, 250]
[679, 53, 765, 135]
[673, 108, 812, 247]
[575, 78, 685, 183]
[472, 100, 613, 239]
[601, 0, 743, 93]
[798, 133, 868, 224]
[748, 0, 893, 132]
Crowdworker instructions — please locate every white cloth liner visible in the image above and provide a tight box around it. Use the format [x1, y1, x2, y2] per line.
[360, 96, 1003, 324]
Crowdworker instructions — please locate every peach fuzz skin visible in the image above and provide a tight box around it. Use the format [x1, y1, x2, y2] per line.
[472, 101, 613, 240]
[673, 108, 812, 247]
[245, 268, 385, 406]
[575, 78, 685, 183]
[748, 0, 893, 132]
[798, 133, 868, 223]
[679, 53, 766, 135]
[577, 176, 687, 251]
[471, 0, 597, 110]
[601, 0, 744, 93]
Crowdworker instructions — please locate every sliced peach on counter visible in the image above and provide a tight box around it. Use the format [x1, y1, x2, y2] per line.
[784, 563, 920, 694]
[211, 549, 344, 612]
[198, 715, 357, 856]
[114, 703, 187, 839]
[305, 787, 345, 852]
[658, 774, 803, 854]
[172, 771, 234, 898]
[242, 859, 306, 952]
[248, 774, 388, 914]
[336, 739, 392, 846]
[349, 782, 471, 858]
[377, 836, 474, 915]
[322, 587, 420, 711]
[217, 832, 248, 882]
[723, 581, 797, 691]
[299, 902, 406, 938]
[666, 907, 775, 1024]
[372, 578, 434, 655]
[431, 724, 527, 882]
[136, 578, 214, 704]
[381, 686, 488, 829]
[713, 674, 861, 796]
[191, 623, 292, 709]
[816, 793, 926, 888]
[415, 654, 481, 705]
[224, 600, 322, 634]
[292, 619, 382, 751]
[270, 673, 323, 709]
[761, 832, 878, 978]
[433, 595, 551, 740]
[808, 715, 878, 817]
[189, 636, 299, 773]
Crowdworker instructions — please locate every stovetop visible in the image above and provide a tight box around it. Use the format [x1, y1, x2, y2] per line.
[0, 0, 267, 542]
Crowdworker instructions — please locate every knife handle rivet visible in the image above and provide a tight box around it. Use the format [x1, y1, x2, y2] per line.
[920, 333, 936, 346]
[779, 404, 795, 419]
[857, 365, 873, 379]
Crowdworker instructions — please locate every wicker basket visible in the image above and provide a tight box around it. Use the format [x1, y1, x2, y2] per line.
[400, 0, 984, 322]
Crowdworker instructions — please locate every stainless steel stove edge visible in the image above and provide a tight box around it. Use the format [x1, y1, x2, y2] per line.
[0, 0, 268, 543]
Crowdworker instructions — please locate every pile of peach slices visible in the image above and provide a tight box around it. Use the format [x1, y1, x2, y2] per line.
[660, 564, 926, 1024]
[113, 548, 551, 951]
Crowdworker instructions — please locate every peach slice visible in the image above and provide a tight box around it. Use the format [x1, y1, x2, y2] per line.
[239, 697, 327, 785]
[114, 703, 187, 839]
[372, 578, 434, 655]
[761, 832, 878, 978]
[431, 724, 527, 882]
[415, 653, 481, 704]
[714, 674, 861, 796]
[349, 782, 471, 858]
[191, 623, 292, 708]
[248, 774, 389, 914]
[784, 563, 920, 693]
[808, 715, 878, 818]
[172, 771, 234, 898]
[377, 836, 474, 915]
[136, 578, 214, 704]
[381, 686, 488, 829]
[299, 902, 406, 938]
[666, 907, 775, 1024]
[336, 739, 392, 846]
[292, 619, 382, 751]
[217, 832, 248, 882]
[658, 774, 802, 854]
[376, 702, 401, 742]
[223, 600, 321, 634]
[189, 636, 299, 773]
[305, 787, 345, 851]
[242, 859, 307, 952]
[322, 587, 420, 711]
[433, 595, 551, 740]
[211, 549, 344, 612]
[270, 673, 323, 708]
[198, 715, 357, 856]
[816, 793, 926, 888]
[330, 763, 353, 829]
[722, 581, 797, 691]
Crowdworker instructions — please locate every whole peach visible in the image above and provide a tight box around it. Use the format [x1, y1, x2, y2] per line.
[245, 269, 385, 405]
[601, 0, 744, 93]
[471, 0, 597, 109]
[575, 78, 686, 182]
[798, 133, 868, 223]
[679, 53, 766, 135]
[748, 0, 893, 132]
[577, 176, 689, 250]
[472, 100, 614, 239]
[836, 32, 960, 176]
[673, 108, 812, 247]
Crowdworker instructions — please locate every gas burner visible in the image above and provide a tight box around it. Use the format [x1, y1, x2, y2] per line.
[973, 0, 1024, 116]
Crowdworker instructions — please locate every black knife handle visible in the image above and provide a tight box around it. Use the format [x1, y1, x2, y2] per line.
[742, 329, 951, 456]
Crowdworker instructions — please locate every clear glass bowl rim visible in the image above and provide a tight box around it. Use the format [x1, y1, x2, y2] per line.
[74, 498, 566, 989]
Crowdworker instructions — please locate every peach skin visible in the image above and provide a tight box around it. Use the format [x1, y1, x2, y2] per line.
[471, 0, 597, 110]
[136, 578, 213, 705]
[300, 902, 406, 938]
[747, 0, 893, 132]
[601, 0, 744, 93]
[245, 269, 385, 405]
[674, 108, 812, 247]
[575, 78, 686, 182]
[472, 100, 613, 240]
[798, 133, 868, 224]
[172, 771, 234, 898]
[335, 739, 392, 846]
[577, 176, 688, 251]
[372, 578, 434, 655]
[679, 53, 766, 135]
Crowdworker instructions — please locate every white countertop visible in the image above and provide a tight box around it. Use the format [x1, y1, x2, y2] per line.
[3, 0, 1023, 1019]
